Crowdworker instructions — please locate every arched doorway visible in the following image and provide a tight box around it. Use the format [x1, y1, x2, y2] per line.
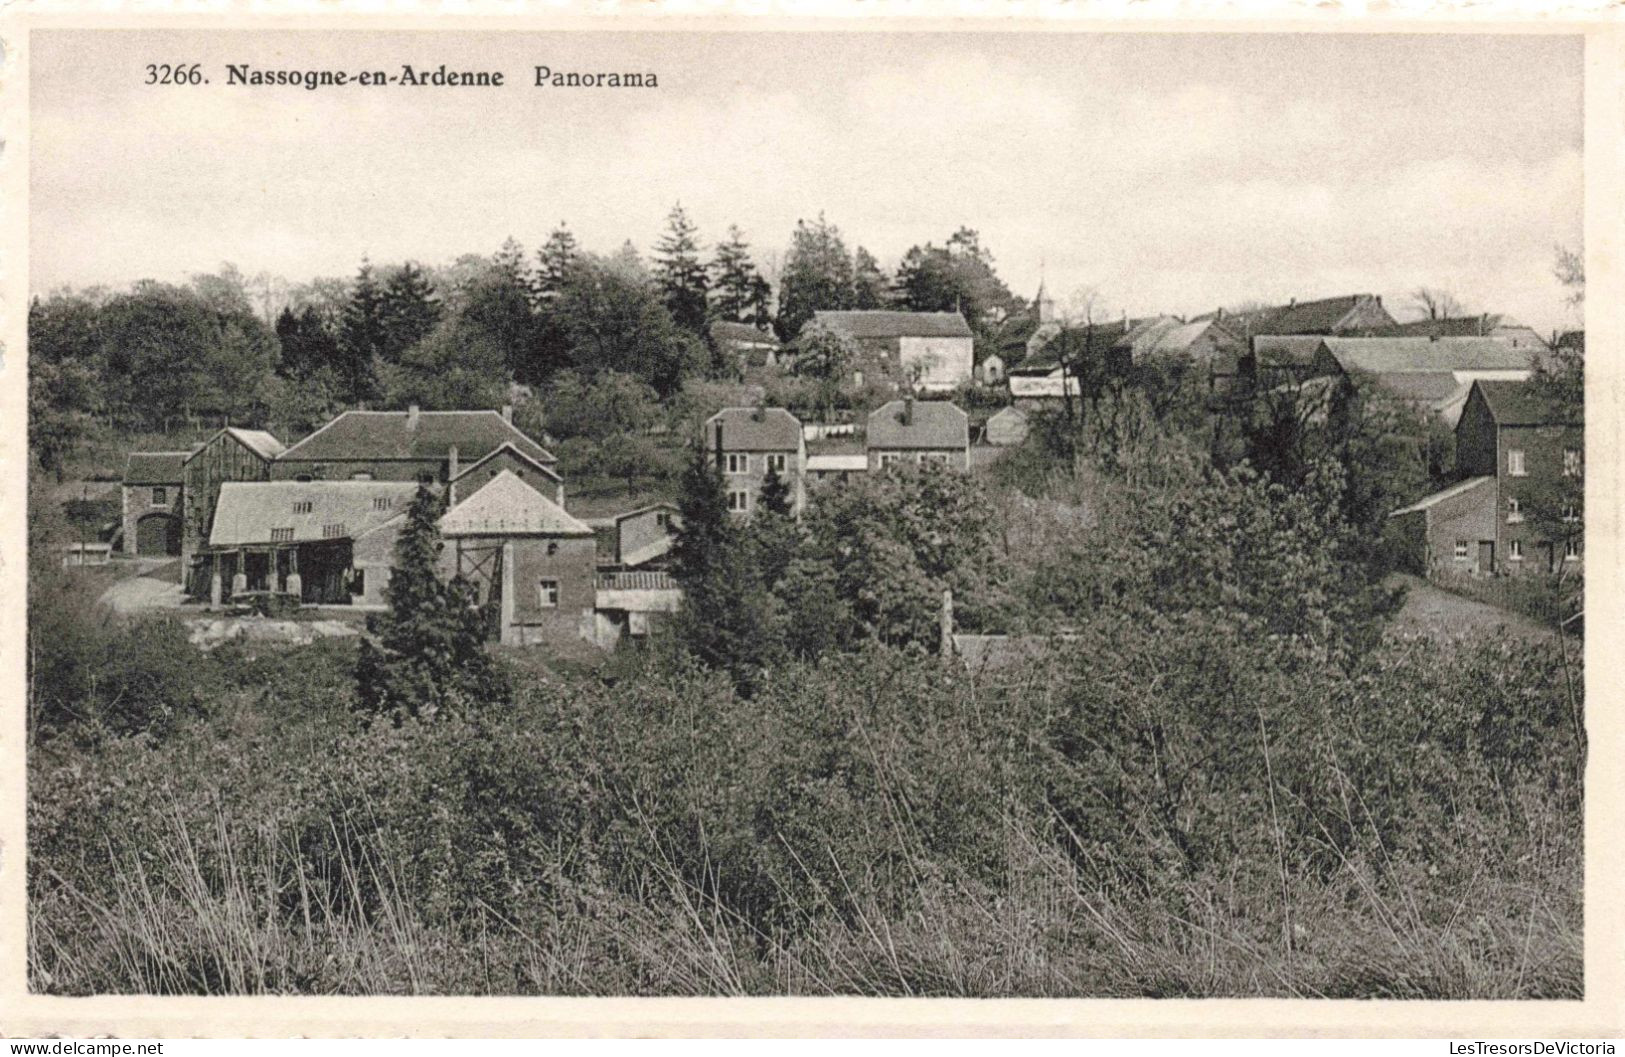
[135, 513, 180, 556]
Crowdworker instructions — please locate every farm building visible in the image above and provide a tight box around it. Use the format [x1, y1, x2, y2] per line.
[1312, 337, 1537, 424]
[808, 310, 974, 392]
[984, 406, 1031, 446]
[611, 502, 682, 567]
[272, 406, 555, 485]
[122, 451, 188, 556]
[439, 470, 598, 647]
[710, 320, 782, 370]
[592, 569, 683, 648]
[204, 480, 417, 606]
[182, 427, 286, 595]
[1371, 314, 1547, 350]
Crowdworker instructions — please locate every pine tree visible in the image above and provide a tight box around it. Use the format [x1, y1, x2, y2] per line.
[671, 444, 733, 588]
[338, 259, 386, 404]
[493, 237, 530, 287]
[355, 485, 498, 720]
[275, 305, 340, 380]
[654, 202, 710, 334]
[759, 463, 793, 517]
[378, 262, 442, 364]
[710, 225, 768, 323]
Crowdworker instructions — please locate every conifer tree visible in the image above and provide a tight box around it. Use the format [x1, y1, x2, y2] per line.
[378, 262, 442, 364]
[534, 223, 580, 302]
[654, 202, 710, 334]
[710, 225, 768, 323]
[356, 485, 498, 720]
[493, 236, 531, 287]
[774, 213, 855, 340]
[852, 246, 889, 310]
[338, 259, 386, 404]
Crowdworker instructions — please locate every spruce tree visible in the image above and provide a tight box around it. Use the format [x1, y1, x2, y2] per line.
[356, 484, 497, 720]
[378, 262, 442, 364]
[654, 202, 710, 334]
[710, 225, 767, 323]
[338, 259, 386, 404]
[534, 223, 579, 302]
[774, 213, 855, 340]
[852, 246, 889, 310]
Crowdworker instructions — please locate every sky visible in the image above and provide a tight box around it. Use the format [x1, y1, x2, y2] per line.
[30, 29, 1584, 336]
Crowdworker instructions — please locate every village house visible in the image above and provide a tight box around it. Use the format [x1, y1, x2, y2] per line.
[1371, 313, 1547, 350]
[1308, 336, 1537, 424]
[1118, 318, 1250, 389]
[866, 398, 970, 471]
[710, 320, 782, 374]
[122, 451, 188, 556]
[1194, 293, 1398, 340]
[181, 427, 287, 595]
[1389, 379, 1581, 576]
[439, 469, 598, 647]
[808, 310, 975, 392]
[204, 479, 418, 606]
[997, 282, 1063, 375]
[592, 569, 683, 649]
[704, 406, 807, 517]
[975, 352, 1007, 386]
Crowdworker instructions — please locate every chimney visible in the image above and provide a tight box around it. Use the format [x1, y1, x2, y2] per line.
[501, 404, 513, 423]
[408, 404, 420, 430]
[1216, 307, 1224, 321]
[1289, 297, 1297, 308]
[939, 588, 955, 664]
[1480, 313, 1490, 336]
[904, 396, 915, 426]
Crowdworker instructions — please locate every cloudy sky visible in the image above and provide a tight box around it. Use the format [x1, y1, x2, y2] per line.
[30, 29, 1583, 335]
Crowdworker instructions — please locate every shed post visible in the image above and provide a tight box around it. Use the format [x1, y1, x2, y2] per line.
[939, 587, 954, 664]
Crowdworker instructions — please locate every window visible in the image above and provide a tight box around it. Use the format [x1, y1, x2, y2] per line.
[1565, 538, 1581, 561]
[537, 579, 559, 608]
[294, 474, 314, 483]
[351, 569, 365, 596]
[372, 497, 392, 512]
[322, 523, 346, 539]
[727, 489, 750, 513]
[655, 511, 670, 528]
[1508, 539, 1524, 561]
[270, 527, 294, 543]
[1564, 449, 1581, 477]
[546, 541, 558, 556]
[351, 471, 374, 481]
[853, 370, 864, 386]
[726, 453, 749, 475]
[879, 452, 901, 469]
[766, 453, 788, 474]
[293, 500, 314, 514]
[1506, 497, 1523, 524]
[1453, 540, 1469, 561]
[417, 470, 436, 484]
[1563, 503, 1580, 523]
[151, 486, 168, 505]
[1507, 449, 1527, 476]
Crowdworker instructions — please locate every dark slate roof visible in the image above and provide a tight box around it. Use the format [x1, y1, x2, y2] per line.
[997, 315, 1041, 352]
[705, 407, 802, 451]
[1251, 335, 1327, 367]
[1321, 337, 1536, 375]
[1557, 330, 1585, 352]
[123, 452, 188, 485]
[866, 399, 969, 450]
[1197, 294, 1385, 336]
[278, 410, 555, 465]
[813, 310, 973, 340]
[709, 320, 779, 346]
[1016, 319, 1134, 371]
[1474, 379, 1580, 426]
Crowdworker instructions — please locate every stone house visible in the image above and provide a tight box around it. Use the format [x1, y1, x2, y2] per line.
[122, 451, 187, 556]
[984, 405, 1030, 447]
[1389, 380, 1581, 576]
[704, 407, 806, 517]
[612, 502, 682, 567]
[808, 310, 975, 392]
[272, 406, 556, 487]
[440, 470, 598, 646]
[866, 399, 970, 471]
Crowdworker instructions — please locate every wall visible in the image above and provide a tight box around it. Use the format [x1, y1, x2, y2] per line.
[715, 447, 805, 518]
[1416, 479, 1497, 575]
[1455, 390, 1498, 478]
[1497, 423, 1584, 576]
[350, 521, 402, 606]
[506, 535, 598, 642]
[123, 482, 181, 556]
[271, 458, 444, 484]
[985, 408, 1029, 447]
[617, 508, 679, 566]
[182, 434, 273, 595]
[868, 447, 970, 472]
[900, 336, 974, 391]
[451, 449, 562, 506]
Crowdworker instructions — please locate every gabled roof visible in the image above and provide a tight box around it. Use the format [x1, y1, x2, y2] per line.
[1389, 476, 1495, 517]
[1472, 379, 1580, 427]
[184, 427, 286, 465]
[123, 452, 188, 485]
[208, 480, 417, 547]
[440, 470, 592, 537]
[1371, 314, 1545, 346]
[450, 441, 562, 484]
[1251, 335, 1327, 367]
[705, 407, 802, 451]
[278, 410, 555, 465]
[709, 320, 779, 346]
[613, 501, 681, 525]
[1197, 294, 1388, 336]
[867, 400, 969, 450]
[812, 310, 973, 340]
[1367, 371, 1468, 405]
[1322, 337, 1536, 375]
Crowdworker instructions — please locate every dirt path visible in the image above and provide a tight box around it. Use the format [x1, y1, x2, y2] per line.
[98, 576, 185, 614]
[1388, 574, 1557, 645]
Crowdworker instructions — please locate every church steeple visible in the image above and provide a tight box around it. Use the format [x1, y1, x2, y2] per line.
[1035, 264, 1055, 325]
